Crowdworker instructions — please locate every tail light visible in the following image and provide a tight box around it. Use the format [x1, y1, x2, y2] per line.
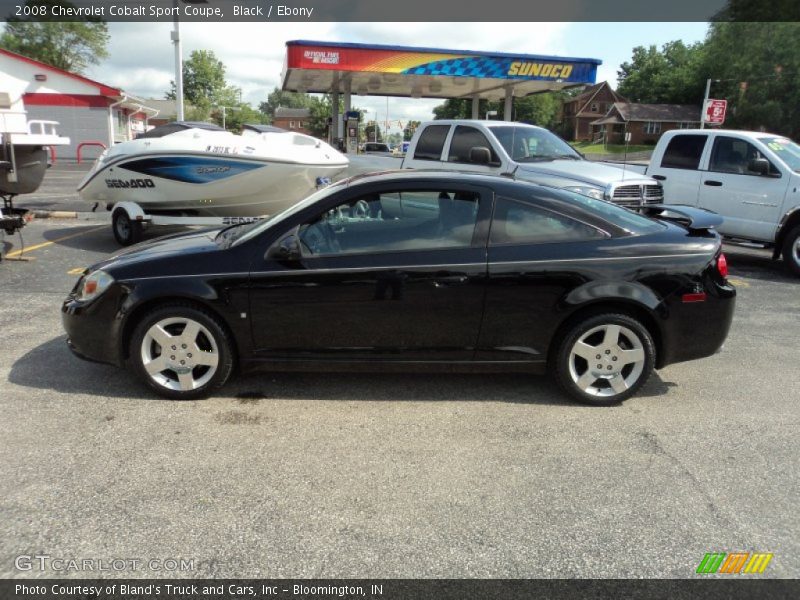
[717, 253, 728, 279]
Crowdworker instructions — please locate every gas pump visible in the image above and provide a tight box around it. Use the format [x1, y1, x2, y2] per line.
[345, 111, 360, 154]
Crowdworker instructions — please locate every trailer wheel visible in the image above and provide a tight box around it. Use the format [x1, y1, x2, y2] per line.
[112, 208, 142, 246]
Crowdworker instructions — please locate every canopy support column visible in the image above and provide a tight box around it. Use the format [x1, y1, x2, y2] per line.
[471, 95, 480, 119]
[504, 87, 514, 121]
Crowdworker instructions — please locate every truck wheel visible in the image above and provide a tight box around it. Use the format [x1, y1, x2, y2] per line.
[112, 208, 142, 246]
[782, 225, 800, 277]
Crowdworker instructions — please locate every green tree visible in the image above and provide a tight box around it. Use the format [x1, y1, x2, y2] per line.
[617, 41, 705, 104]
[403, 120, 421, 141]
[167, 50, 228, 110]
[0, 2, 109, 73]
[258, 87, 313, 118]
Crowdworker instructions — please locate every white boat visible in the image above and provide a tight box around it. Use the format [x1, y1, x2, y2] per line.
[1, 92, 70, 236]
[78, 122, 349, 217]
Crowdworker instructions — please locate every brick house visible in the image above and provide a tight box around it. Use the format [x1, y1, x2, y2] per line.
[591, 103, 702, 145]
[272, 107, 311, 134]
[561, 82, 628, 141]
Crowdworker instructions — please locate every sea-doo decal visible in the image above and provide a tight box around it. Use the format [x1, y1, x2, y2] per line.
[105, 178, 155, 189]
[121, 156, 265, 184]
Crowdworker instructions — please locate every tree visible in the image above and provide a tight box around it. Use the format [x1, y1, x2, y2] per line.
[403, 120, 421, 141]
[617, 41, 705, 104]
[0, 2, 109, 74]
[258, 87, 313, 118]
[167, 50, 228, 109]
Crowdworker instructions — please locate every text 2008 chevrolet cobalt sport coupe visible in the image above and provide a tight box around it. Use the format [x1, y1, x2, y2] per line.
[62, 171, 735, 405]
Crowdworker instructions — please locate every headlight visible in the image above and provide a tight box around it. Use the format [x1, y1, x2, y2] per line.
[563, 185, 605, 200]
[77, 270, 115, 302]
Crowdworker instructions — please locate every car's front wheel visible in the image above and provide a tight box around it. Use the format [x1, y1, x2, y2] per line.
[553, 313, 655, 406]
[130, 304, 234, 399]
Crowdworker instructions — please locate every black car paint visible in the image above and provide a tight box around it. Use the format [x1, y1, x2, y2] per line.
[62, 172, 735, 375]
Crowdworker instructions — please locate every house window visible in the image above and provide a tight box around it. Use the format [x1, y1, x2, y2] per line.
[289, 121, 296, 129]
[679, 122, 694, 129]
[590, 103, 599, 112]
[644, 121, 662, 135]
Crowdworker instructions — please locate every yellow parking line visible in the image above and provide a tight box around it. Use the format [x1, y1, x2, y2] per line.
[727, 277, 750, 288]
[4, 225, 105, 258]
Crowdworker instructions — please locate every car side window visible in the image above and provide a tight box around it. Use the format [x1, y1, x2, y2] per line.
[297, 189, 480, 256]
[660, 134, 707, 169]
[448, 126, 500, 163]
[413, 125, 450, 161]
[709, 136, 777, 176]
[490, 197, 606, 246]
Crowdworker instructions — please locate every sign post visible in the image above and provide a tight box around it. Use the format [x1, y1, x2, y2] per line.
[703, 99, 727, 126]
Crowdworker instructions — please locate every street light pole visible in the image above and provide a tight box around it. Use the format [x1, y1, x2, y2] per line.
[701, 78, 712, 130]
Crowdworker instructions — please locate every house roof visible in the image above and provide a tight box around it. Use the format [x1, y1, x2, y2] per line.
[596, 102, 702, 123]
[0, 47, 122, 97]
[274, 107, 311, 118]
[565, 81, 628, 115]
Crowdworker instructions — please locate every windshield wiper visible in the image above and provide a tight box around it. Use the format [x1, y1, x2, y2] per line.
[552, 154, 582, 160]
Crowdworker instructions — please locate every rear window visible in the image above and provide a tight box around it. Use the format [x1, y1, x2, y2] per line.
[546, 189, 664, 236]
[490, 198, 606, 245]
[660, 134, 707, 169]
[413, 125, 449, 161]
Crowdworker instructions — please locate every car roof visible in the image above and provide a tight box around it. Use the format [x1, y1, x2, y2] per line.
[340, 169, 521, 188]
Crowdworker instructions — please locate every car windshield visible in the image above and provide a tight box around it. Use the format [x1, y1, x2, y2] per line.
[759, 137, 800, 172]
[548, 188, 664, 235]
[492, 125, 582, 162]
[231, 179, 349, 246]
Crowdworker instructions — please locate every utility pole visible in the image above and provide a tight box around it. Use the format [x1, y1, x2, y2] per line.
[171, 0, 184, 121]
[701, 78, 711, 130]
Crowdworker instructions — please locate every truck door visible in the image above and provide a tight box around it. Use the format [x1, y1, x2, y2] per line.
[646, 133, 708, 205]
[401, 124, 450, 170]
[444, 125, 503, 175]
[697, 135, 790, 241]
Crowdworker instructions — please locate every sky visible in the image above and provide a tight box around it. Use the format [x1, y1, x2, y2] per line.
[81, 21, 710, 132]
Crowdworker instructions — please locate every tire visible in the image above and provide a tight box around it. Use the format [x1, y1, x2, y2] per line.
[781, 225, 800, 277]
[112, 208, 142, 246]
[553, 313, 655, 406]
[129, 304, 234, 400]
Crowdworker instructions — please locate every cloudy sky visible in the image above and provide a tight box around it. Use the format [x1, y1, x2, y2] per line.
[82, 21, 709, 131]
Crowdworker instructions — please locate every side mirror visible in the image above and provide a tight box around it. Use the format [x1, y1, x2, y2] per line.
[469, 146, 492, 165]
[749, 157, 770, 176]
[266, 233, 301, 261]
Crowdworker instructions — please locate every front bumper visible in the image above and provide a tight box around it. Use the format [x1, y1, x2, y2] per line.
[61, 287, 125, 367]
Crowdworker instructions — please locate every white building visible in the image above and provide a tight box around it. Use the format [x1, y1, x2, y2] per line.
[0, 48, 158, 161]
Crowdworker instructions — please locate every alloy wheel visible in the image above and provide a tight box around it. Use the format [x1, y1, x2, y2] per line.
[567, 323, 646, 397]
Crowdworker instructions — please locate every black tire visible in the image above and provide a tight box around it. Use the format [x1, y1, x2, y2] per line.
[552, 313, 655, 406]
[129, 303, 234, 400]
[112, 208, 143, 246]
[781, 225, 800, 277]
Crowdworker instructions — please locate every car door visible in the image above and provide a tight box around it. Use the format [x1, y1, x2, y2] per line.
[697, 135, 790, 240]
[645, 133, 709, 205]
[477, 196, 610, 362]
[247, 181, 492, 361]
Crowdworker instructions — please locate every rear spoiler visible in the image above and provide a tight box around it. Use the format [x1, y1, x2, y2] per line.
[643, 204, 723, 232]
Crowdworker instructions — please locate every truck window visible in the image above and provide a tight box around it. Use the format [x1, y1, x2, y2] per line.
[660, 134, 707, 169]
[710, 136, 777, 176]
[413, 125, 450, 161]
[448, 126, 499, 164]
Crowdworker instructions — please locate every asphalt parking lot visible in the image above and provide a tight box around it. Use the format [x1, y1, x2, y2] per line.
[0, 165, 798, 579]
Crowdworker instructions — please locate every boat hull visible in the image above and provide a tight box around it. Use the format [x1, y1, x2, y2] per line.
[79, 153, 347, 217]
[1, 145, 48, 196]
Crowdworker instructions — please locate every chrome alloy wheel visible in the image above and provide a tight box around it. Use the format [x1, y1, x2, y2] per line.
[567, 324, 646, 397]
[140, 317, 219, 392]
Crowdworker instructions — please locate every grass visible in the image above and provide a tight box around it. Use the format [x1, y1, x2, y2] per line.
[570, 141, 653, 154]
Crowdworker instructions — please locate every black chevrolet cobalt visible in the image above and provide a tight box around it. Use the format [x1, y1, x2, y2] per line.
[62, 171, 735, 405]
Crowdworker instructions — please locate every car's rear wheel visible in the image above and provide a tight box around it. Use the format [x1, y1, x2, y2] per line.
[781, 225, 800, 277]
[130, 304, 234, 400]
[554, 313, 655, 406]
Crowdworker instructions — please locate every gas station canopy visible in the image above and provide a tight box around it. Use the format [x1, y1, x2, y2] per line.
[281, 40, 601, 100]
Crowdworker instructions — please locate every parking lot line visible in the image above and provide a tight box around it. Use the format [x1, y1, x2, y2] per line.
[4, 225, 105, 258]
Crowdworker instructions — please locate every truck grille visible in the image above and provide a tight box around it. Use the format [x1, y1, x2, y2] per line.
[611, 184, 663, 209]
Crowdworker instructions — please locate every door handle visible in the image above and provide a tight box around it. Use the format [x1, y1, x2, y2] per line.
[652, 174, 666, 181]
[433, 275, 468, 288]
[704, 180, 723, 187]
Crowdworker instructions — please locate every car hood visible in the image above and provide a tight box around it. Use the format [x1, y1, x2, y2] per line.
[516, 160, 654, 187]
[92, 228, 223, 272]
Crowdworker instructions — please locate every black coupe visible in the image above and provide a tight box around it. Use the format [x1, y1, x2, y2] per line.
[62, 171, 735, 405]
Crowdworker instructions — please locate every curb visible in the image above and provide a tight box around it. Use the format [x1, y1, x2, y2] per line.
[32, 210, 79, 219]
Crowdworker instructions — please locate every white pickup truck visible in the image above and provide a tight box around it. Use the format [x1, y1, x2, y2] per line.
[400, 120, 664, 210]
[629, 129, 800, 275]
